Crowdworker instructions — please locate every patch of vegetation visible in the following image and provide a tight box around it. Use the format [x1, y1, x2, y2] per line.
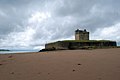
[46, 40, 116, 44]
[62, 40, 115, 42]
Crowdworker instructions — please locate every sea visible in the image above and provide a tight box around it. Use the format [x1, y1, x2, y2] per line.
[0, 50, 39, 54]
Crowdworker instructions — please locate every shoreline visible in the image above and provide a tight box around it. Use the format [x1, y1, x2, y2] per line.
[0, 50, 38, 54]
[0, 47, 120, 55]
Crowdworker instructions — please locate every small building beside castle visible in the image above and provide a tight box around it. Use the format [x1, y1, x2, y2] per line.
[44, 29, 117, 51]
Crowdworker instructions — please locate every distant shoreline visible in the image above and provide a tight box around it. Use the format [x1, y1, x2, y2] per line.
[0, 50, 38, 54]
[0, 49, 10, 51]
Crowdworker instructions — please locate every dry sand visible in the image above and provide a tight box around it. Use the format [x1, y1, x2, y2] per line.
[0, 48, 120, 80]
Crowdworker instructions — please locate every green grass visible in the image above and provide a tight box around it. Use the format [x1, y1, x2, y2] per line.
[46, 40, 116, 44]
[62, 40, 115, 42]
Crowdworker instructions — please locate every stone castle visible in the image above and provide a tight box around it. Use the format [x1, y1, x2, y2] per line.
[75, 29, 89, 40]
[43, 29, 117, 51]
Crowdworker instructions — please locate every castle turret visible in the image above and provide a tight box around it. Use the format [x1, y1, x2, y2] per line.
[75, 29, 89, 40]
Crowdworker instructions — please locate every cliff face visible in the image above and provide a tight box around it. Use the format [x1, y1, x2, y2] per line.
[45, 40, 117, 50]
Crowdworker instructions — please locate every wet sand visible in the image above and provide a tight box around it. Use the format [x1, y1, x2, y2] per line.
[0, 48, 120, 80]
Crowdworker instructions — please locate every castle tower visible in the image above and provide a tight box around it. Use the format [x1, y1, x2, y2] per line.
[75, 29, 89, 40]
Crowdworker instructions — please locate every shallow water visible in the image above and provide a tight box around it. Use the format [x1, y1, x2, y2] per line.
[0, 50, 38, 54]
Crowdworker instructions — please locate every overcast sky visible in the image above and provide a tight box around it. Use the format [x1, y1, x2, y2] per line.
[0, 0, 120, 50]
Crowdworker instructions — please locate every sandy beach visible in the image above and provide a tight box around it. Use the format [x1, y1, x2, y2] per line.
[0, 48, 120, 80]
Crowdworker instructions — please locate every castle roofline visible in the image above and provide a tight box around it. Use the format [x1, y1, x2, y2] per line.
[75, 29, 88, 32]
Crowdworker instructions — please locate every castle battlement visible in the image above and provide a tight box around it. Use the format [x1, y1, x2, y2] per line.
[75, 29, 89, 40]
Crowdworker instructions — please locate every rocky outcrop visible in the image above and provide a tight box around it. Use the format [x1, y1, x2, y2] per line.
[45, 40, 117, 50]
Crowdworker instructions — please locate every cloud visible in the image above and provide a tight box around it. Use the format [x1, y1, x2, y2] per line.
[91, 23, 120, 41]
[0, 0, 120, 50]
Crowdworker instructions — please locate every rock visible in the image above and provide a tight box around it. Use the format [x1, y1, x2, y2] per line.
[10, 72, 14, 74]
[0, 63, 3, 66]
[77, 63, 81, 65]
[72, 69, 75, 72]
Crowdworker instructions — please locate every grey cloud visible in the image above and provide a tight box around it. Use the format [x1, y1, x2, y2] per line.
[0, 0, 120, 50]
[54, 0, 96, 17]
[53, 0, 120, 32]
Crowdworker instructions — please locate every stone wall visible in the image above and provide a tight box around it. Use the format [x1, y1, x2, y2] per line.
[45, 41, 117, 50]
[45, 41, 69, 50]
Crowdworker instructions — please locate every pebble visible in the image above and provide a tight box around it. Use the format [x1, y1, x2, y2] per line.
[73, 69, 75, 72]
[10, 72, 14, 74]
[0, 63, 3, 66]
[77, 63, 81, 65]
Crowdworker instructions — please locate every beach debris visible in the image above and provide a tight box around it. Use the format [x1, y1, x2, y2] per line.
[0, 63, 3, 66]
[72, 69, 75, 72]
[10, 72, 14, 74]
[8, 55, 13, 58]
[8, 55, 15, 60]
[77, 63, 81, 65]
